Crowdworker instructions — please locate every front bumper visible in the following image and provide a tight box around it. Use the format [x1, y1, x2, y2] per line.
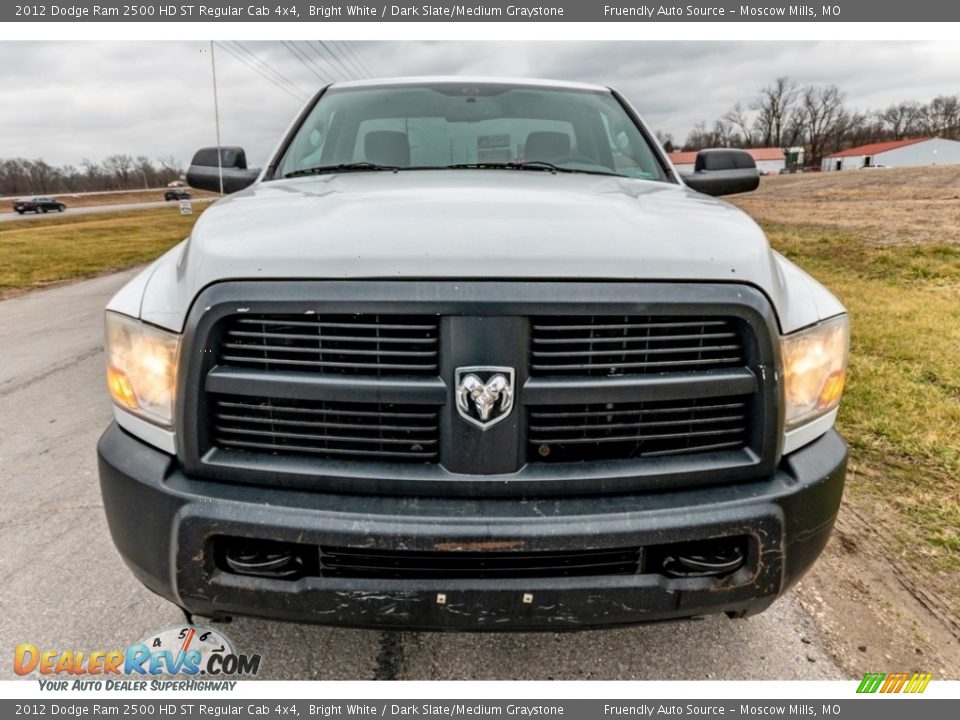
[98, 423, 846, 631]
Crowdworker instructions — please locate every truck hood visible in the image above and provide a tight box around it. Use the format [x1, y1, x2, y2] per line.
[135, 171, 843, 332]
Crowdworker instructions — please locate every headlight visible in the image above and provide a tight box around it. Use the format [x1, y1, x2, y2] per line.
[782, 314, 849, 430]
[105, 312, 180, 427]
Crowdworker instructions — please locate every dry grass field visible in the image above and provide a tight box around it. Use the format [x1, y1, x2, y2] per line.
[738, 165, 960, 246]
[732, 167, 960, 649]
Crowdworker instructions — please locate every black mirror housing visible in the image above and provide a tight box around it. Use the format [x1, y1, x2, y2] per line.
[186, 146, 260, 194]
[682, 148, 760, 197]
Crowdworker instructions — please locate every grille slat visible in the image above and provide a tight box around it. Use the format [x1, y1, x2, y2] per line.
[222, 343, 437, 358]
[532, 320, 730, 331]
[529, 402, 746, 419]
[216, 413, 439, 434]
[529, 427, 747, 445]
[531, 357, 744, 372]
[232, 318, 437, 330]
[533, 331, 737, 345]
[529, 414, 745, 432]
[216, 426, 439, 446]
[528, 397, 750, 462]
[319, 546, 642, 579]
[530, 315, 745, 378]
[211, 395, 440, 463]
[220, 355, 436, 371]
[226, 331, 439, 344]
[533, 344, 742, 358]
[219, 313, 439, 377]
[217, 439, 436, 460]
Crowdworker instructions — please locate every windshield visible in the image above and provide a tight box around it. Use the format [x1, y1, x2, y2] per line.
[274, 82, 670, 182]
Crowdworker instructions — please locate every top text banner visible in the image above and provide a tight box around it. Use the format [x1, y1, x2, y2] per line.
[6, 0, 960, 23]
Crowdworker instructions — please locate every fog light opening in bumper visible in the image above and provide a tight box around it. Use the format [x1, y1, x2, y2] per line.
[648, 537, 748, 579]
[216, 537, 317, 580]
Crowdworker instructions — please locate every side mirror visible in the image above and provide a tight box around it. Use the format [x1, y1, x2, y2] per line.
[681, 149, 760, 197]
[186, 146, 260, 194]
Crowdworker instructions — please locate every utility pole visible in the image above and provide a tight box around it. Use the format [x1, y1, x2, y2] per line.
[210, 40, 224, 195]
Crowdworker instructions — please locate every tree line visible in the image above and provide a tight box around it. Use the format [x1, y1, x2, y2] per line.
[0, 155, 184, 196]
[660, 77, 960, 165]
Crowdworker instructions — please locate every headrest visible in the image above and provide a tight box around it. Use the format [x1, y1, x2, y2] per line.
[524, 131, 572, 161]
[364, 130, 410, 167]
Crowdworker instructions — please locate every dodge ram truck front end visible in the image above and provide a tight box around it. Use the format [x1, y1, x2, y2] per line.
[97, 77, 849, 630]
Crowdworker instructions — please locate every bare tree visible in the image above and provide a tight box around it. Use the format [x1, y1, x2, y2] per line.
[878, 102, 921, 139]
[102, 154, 134, 189]
[723, 102, 754, 147]
[794, 84, 850, 164]
[654, 130, 675, 154]
[751, 77, 798, 148]
[135, 156, 156, 189]
[919, 95, 960, 139]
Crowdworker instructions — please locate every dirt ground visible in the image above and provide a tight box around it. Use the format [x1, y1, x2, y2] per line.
[732, 166, 960, 679]
[737, 166, 960, 246]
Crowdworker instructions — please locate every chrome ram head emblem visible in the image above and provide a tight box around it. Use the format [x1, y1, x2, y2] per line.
[455, 366, 515, 430]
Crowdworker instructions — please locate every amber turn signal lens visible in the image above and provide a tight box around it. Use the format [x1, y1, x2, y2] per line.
[107, 366, 138, 410]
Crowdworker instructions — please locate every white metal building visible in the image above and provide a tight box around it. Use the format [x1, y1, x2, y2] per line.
[669, 147, 789, 175]
[821, 137, 960, 171]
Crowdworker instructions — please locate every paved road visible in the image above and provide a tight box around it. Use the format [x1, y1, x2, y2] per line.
[0, 200, 197, 223]
[0, 271, 845, 680]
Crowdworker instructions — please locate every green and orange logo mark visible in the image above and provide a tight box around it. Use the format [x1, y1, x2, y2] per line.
[857, 672, 933, 694]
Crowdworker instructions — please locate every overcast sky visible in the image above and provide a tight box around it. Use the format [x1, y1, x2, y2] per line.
[2, 41, 959, 168]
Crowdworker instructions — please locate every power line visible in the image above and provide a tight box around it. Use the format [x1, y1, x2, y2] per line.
[302, 42, 340, 83]
[314, 40, 359, 81]
[281, 40, 333, 84]
[214, 42, 305, 102]
[230, 41, 308, 97]
[342, 41, 378, 78]
[218, 41, 308, 102]
[295, 40, 338, 83]
[333, 40, 370, 79]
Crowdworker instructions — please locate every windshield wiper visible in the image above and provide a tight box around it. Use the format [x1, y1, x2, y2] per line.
[443, 161, 620, 177]
[284, 162, 399, 178]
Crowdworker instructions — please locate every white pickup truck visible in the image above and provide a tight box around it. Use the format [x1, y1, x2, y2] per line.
[98, 77, 849, 630]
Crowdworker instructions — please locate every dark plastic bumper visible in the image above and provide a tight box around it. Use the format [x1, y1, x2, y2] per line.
[98, 423, 846, 631]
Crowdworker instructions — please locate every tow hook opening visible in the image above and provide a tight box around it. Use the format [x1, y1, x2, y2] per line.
[647, 536, 749, 579]
[215, 537, 317, 580]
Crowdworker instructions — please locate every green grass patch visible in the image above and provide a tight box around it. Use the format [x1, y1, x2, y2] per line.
[766, 224, 960, 574]
[767, 223, 960, 285]
[0, 207, 203, 293]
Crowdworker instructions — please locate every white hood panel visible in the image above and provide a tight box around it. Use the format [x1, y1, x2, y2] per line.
[137, 171, 842, 333]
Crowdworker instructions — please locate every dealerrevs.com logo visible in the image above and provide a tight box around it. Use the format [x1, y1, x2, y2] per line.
[14, 626, 261, 690]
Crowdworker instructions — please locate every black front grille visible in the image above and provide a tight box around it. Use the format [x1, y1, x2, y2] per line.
[318, 545, 642, 579]
[218, 314, 439, 376]
[528, 397, 750, 462]
[210, 395, 440, 462]
[185, 282, 777, 494]
[531, 315, 744, 377]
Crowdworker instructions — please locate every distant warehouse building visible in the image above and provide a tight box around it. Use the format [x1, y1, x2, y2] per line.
[669, 147, 792, 175]
[821, 137, 960, 171]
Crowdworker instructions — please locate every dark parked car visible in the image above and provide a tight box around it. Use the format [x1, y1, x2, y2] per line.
[13, 196, 66, 214]
[164, 188, 192, 201]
